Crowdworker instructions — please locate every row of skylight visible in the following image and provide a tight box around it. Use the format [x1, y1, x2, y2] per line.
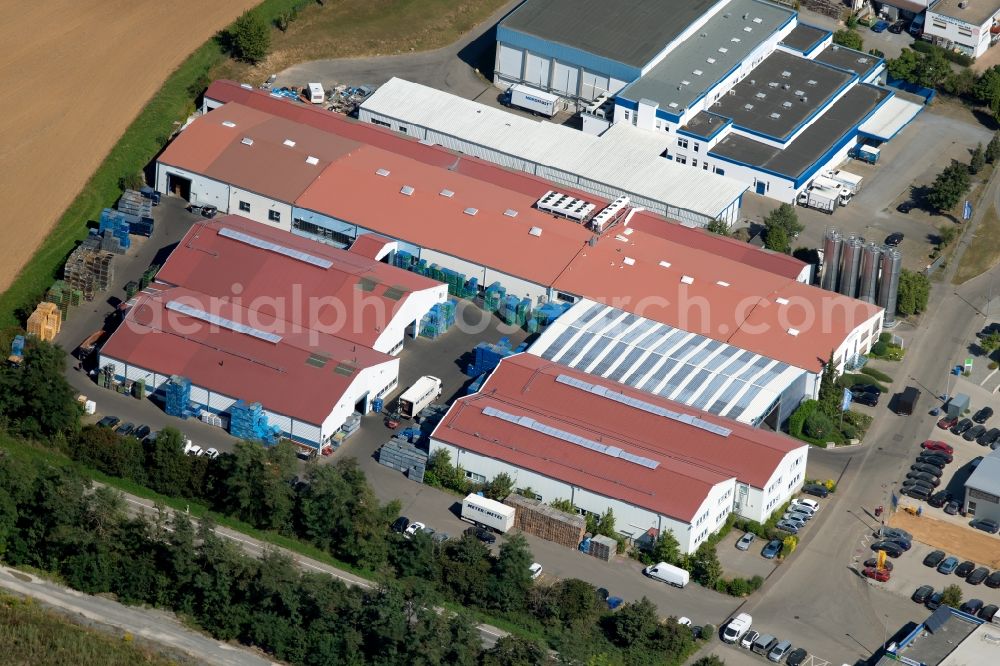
[218, 227, 333, 269]
[555, 374, 733, 437]
[222, 121, 319, 165]
[165, 300, 283, 344]
[481, 406, 660, 469]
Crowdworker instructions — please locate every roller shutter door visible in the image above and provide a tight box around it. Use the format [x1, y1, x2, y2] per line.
[524, 53, 550, 87]
[551, 61, 579, 95]
[497, 44, 524, 79]
[580, 70, 609, 100]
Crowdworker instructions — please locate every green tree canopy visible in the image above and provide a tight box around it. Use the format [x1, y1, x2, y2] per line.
[763, 223, 790, 254]
[483, 472, 515, 501]
[0, 338, 78, 439]
[941, 584, 963, 608]
[804, 409, 835, 439]
[649, 530, 681, 565]
[706, 218, 730, 236]
[480, 635, 547, 666]
[817, 351, 842, 418]
[980, 330, 1000, 355]
[489, 533, 534, 612]
[763, 203, 804, 237]
[986, 132, 1000, 164]
[971, 143, 986, 175]
[927, 161, 970, 212]
[691, 542, 722, 588]
[229, 10, 271, 63]
[833, 29, 863, 51]
[896, 269, 930, 316]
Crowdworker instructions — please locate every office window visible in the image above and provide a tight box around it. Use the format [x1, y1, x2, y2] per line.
[714, 167, 725, 176]
[676, 155, 687, 165]
[268, 210, 281, 222]
[398, 125, 408, 134]
[703, 162, 709, 170]
[692, 159, 698, 168]
[694, 142, 700, 153]
[238, 201, 250, 212]
[624, 110, 631, 120]
[678, 137, 689, 149]
[371, 118, 391, 127]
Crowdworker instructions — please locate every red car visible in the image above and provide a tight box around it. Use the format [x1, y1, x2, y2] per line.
[922, 440, 954, 454]
[937, 416, 958, 430]
[863, 567, 891, 582]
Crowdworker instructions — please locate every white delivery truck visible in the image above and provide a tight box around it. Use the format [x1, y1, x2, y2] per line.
[643, 561, 690, 588]
[307, 82, 325, 104]
[506, 84, 559, 117]
[722, 613, 753, 643]
[397, 375, 442, 419]
[811, 175, 852, 205]
[797, 186, 838, 213]
[461, 493, 516, 533]
[824, 169, 863, 195]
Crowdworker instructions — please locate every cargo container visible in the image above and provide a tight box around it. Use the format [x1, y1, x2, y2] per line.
[797, 186, 838, 213]
[397, 375, 442, 419]
[505, 84, 559, 117]
[461, 493, 515, 533]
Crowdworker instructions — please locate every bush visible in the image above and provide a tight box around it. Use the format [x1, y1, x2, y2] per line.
[871, 340, 889, 356]
[788, 400, 818, 438]
[804, 410, 835, 440]
[824, 479, 837, 492]
[860, 366, 894, 383]
[701, 623, 716, 641]
[228, 10, 271, 63]
[781, 535, 798, 556]
[990, 362, 998, 370]
[911, 40, 933, 54]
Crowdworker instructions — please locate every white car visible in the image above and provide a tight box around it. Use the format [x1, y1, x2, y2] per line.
[677, 617, 692, 627]
[185, 444, 203, 457]
[205, 447, 220, 459]
[404, 521, 426, 538]
[792, 498, 819, 512]
[741, 629, 760, 649]
[529, 562, 543, 579]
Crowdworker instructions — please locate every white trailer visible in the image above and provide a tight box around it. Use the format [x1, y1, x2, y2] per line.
[461, 494, 515, 533]
[810, 176, 852, 205]
[397, 375, 442, 419]
[307, 82, 325, 104]
[797, 186, 838, 213]
[825, 169, 863, 194]
[643, 561, 689, 588]
[506, 84, 559, 117]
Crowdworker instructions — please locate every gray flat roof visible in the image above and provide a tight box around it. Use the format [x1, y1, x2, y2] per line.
[501, 0, 718, 68]
[965, 448, 1000, 496]
[778, 23, 829, 53]
[930, 0, 1000, 27]
[681, 111, 731, 139]
[712, 50, 853, 141]
[876, 610, 982, 666]
[814, 43, 882, 79]
[618, 0, 794, 112]
[710, 84, 889, 179]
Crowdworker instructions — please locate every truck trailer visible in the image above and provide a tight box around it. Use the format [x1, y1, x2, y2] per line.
[397, 375, 442, 419]
[505, 84, 559, 117]
[824, 169, 863, 194]
[461, 494, 515, 533]
[811, 176, 853, 205]
[797, 186, 838, 213]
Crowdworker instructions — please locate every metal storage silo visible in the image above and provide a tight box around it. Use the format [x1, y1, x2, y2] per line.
[839, 235, 863, 297]
[858, 242, 881, 304]
[878, 246, 901, 326]
[821, 228, 842, 292]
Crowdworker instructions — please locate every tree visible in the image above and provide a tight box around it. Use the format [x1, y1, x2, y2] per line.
[0, 338, 78, 439]
[73, 425, 147, 483]
[980, 331, 1000, 355]
[937, 224, 959, 248]
[971, 143, 986, 175]
[691, 542, 722, 588]
[987, 132, 1000, 164]
[480, 635, 546, 666]
[550, 579, 602, 628]
[833, 29, 863, 51]
[888, 49, 920, 82]
[926, 161, 970, 212]
[143, 428, 191, 497]
[896, 269, 930, 316]
[975, 66, 1000, 106]
[941, 584, 963, 608]
[763, 203, 804, 238]
[915, 48, 951, 88]
[817, 351, 842, 418]
[763, 223, 790, 254]
[489, 533, 534, 612]
[483, 472, 514, 501]
[941, 68, 977, 97]
[118, 171, 145, 191]
[706, 218, 730, 236]
[215, 440, 294, 531]
[608, 597, 659, 647]
[425, 449, 469, 493]
[439, 532, 492, 607]
[228, 10, 271, 63]
[803, 409, 835, 439]
[648, 530, 681, 565]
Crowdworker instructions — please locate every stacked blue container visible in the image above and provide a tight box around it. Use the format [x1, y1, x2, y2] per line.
[99, 209, 132, 250]
[464, 339, 513, 376]
[11, 335, 25, 358]
[164, 376, 192, 417]
[229, 400, 280, 443]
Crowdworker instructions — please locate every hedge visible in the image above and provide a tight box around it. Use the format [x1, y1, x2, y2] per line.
[860, 366, 894, 383]
[841, 374, 889, 393]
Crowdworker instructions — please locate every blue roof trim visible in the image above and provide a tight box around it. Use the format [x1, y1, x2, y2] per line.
[616, 97, 638, 111]
[497, 26, 642, 84]
[657, 107, 682, 123]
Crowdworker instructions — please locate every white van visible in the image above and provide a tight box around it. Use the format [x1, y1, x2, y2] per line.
[722, 613, 753, 643]
[307, 82, 325, 104]
[643, 562, 689, 588]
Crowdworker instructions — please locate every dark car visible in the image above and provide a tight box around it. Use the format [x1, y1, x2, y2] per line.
[851, 384, 883, 396]
[964, 425, 987, 442]
[97, 415, 121, 428]
[391, 517, 410, 533]
[919, 450, 953, 464]
[912, 585, 934, 603]
[906, 472, 940, 488]
[915, 456, 947, 470]
[903, 486, 932, 500]
[466, 526, 496, 544]
[952, 418, 974, 435]
[864, 557, 895, 571]
[944, 501, 961, 515]
[854, 391, 880, 407]
[956, 561, 977, 578]
[786, 647, 808, 666]
[888, 20, 906, 34]
[937, 415, 959, 430]
[885, 232, 904, 246]
[978, 428, 1000, 447]
[968, 567, 990, 585]
[762, 539, 782, 559]
[987, 571, 1000, 588]
[926, 591, 943, 610]
[871, 541, 904, 558]
[879, 527, 912, 542]
[971, 518, 1000, 534]
[924, 550, 947, 567]
[802, 483, 829, 498]
[961, 599, 984, 615]
[981, 604, 999, 621]
[902, 479, 936, 494]
[133, 424, 151, 440]
[897, 201, 913, 214]
[974, 407, 994, 424]
[115, 422, 135, 436]
[928, 491, 952, 508]
[910, 463, 943, 477]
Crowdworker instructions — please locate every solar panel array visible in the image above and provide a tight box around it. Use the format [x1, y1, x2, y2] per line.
[482, 406, 660, 470]
[556, 374, 732, 437]
[165, 300, 282, 343]
[218, 227, 333, 269]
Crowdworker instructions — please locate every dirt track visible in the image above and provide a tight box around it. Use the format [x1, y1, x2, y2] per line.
[0, 0, 257, 292]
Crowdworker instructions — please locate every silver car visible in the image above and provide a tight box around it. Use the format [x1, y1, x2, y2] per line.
[775, 520, 801, 534]
[736, 533, 756, 551]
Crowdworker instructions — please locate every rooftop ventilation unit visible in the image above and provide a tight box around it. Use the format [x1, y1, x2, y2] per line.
[717, 280, 730, 287]
[744, 26, 752, 32]
[614, 234, 629, 242]
[769, 81, 779, 88]
[400, 185, 414, 196]
[682, 79, 691, 86]
[753, 16, 763, 23]
[222, 121, 236, 128]
[464, 207, 478, 216]
[776, 297, 790, 305]
[218, 227, 333, 269]
[283, 138, 296, 147]
[504, 209, 518, 218]
[693, 69, 704, 76]
[743, 12, 749, 19]
[305, 156, 319, 165]
[590, 196, 630, 232]
[859, 57, 870, 63]
[440, 189, 454, 198]
[529, 226, 542, 237]
[807, 79, 818, 86]
[787, 328, 800, 336]
[782, 101, 793, 108]
[240, 83, 253, 90]
[536, 189, 596, 223]
[659, 260, 671, 268]
[623, 257, 636, 266]
[707, 57, 716, 64]
[680, 275, 694, 285]
[794, 89, 804, 96]
[769, 112, 781, 119]
[756, 92, 767, 99]
[376, 168, 390, 177]
[781, 70, 791, 78]
[719, 47, 729, 53]
[744, 103, 754, 110]
[166, 301, 282, 344]
[668, 102, 679, 108]
[241, 137, 254, 146]
[732, 37, 741, 42]
[782, 83, 790, 90]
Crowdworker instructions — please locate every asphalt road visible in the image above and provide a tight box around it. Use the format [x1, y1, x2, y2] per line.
[0, 564, 276, 666]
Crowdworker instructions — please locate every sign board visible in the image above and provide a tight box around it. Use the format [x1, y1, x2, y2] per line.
[966, 358, 974, 370]
[964, 201, 973, 220]
[842, 388, 853, 412]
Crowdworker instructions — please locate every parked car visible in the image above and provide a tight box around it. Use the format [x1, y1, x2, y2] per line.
[923, 440, 954, 454]
[871, 20, 890, 32]
[775, 520, 801, 534]
[864, 558, 894, 571]
[924, 550, 947, 567]
[205, 447, 219, 459]
[978, 428, 1000, 447]
[736, 533, 756, 551]
[928, 491, 952, 508]
[851, 384, 883, 396]
[961, 599, 984, 615]
[133, 424, 151, 440]
[802, 483, 829, 498]
[854, 391, 880, 407]
[981, 604, 999, 621]
[926, 591, 943, 610]
[885, 537, 912, 551]
[97, 415, 121, 428]
[906, 472, 941, 487]
[987, 571, 1000, 588]
[974, 407, 994, 424]
[915, 454, 948, 468]
[903, 486, 932, 500]
[404, 521, 426, 538]
[115, 422, 135, 436]
[903, 478, 937, 493]
[741, 630, 760, 649]
[971, 518, 1000, 534]
[969, 567, 991, 585]
[768, 640, 793, 662]
[910, 463, 943, 477]
[920, 450, 953, 463]
[762, 539, 782, 559]
[864, 567, 891, 582]
[888, 20, 906, 34]
[783, 510, 811, 522]
[878, 527, 912, 542]
[937, 415, 959, 430]
[944, 501, 961, 515]
[897, 201, 913, 214]
[870, 541, 904, 558]
[885, 232, 904, 246]
[786, 647, 808, 666]
[964, 425, 987, 442]
[391, 517, 410, 533]
[791, 498, 820, 512]
[912, 585, 934, 603]
[956, 560, 976, 578]
[952, 418, 974, 435]
[938, 556, 959, 574]
[529, 563, 543, 579]
[466, 526, 496, 544]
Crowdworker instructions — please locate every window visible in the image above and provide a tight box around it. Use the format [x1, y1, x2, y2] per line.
[694, 142, 700, 153]
[703, 162, 709, 170]
[676, 155, 687, 165]
[238, 201, 250, 212]
[692, 159, 698, 168]
[398, 126, 408, 134]
[623, 110, 631, 121]
[268, 210, 281, 222]
[464, 470, 487, 483]
[371, 118, 391, 127]
[714, 167, 725, 176]
[677, 137, 689, 149]
[293, 218, 354, 246]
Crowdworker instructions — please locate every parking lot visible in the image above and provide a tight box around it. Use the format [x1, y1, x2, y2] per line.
[716, 531, 780, 581]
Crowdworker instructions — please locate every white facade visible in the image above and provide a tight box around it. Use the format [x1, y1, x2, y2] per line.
[155, 164, 229, 210]
[925, 4, 999, 57]
[228, 186, 293, 231]
[371, 283, 449, 355]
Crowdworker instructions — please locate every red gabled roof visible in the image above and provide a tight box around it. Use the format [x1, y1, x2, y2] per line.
[348, 234, 395, 260]
[433, 354, 807, 522]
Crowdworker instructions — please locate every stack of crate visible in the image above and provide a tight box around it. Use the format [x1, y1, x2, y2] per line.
[588, 535, 617, 562]
[99, 364, 116, 389]
[484, 282, 506, 312]
[229, 400, 281, 443]
[138, 264, 159, 290]
[63, 244, 114, 301]
[99, 209, 131, 252]
[377, 437, 428, 481]
[26, 302, 62, 341]
[44, 282, 74, 320]
[164, 376, 192, 417]
[419, 300, 457, 339]
[504, 494, 586, 549]
[464, 339, 513, 376]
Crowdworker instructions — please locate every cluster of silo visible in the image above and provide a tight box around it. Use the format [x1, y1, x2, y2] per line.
[819, 227, 901, 326]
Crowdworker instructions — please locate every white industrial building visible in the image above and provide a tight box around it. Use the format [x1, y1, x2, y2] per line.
[430, 353, 809, 553]
[924, 0, 1000, 57]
